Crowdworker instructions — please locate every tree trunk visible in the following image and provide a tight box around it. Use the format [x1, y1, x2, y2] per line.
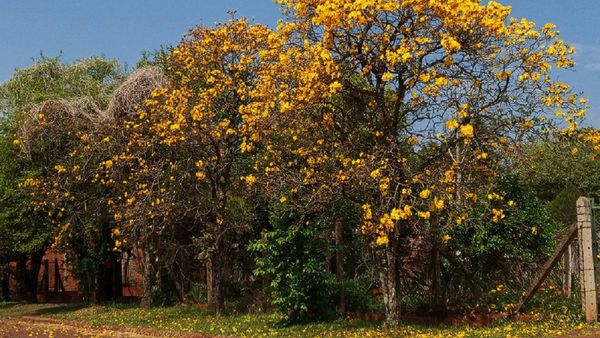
[168, 263, 186, 303]
[141, 250, 154, 308]
[15, 251, 44, 303]
[562, 244, 572, 297]
[1, 268, 10, 301]
[207, 179, 228, 316]
[335, 221, 345, 316]
[429, 245, 446, 316]
[15, 255, 27, 299]
[380, 243, 401, 326]
[207, 250, 224, 316]
[207, 259, 214, 307]
[112, 255, 123, 301]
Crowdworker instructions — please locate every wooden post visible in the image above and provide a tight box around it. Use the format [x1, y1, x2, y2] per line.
[577, 197, 597, 322]
[513, 223, 577, 315]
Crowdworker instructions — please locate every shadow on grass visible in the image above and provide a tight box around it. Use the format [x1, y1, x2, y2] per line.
[0, 301, 25, 309]
[0, 301, 89, 318]
[33, 303, 89, 316]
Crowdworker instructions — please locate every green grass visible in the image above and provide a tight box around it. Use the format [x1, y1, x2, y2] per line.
[0, 302, 596, 337]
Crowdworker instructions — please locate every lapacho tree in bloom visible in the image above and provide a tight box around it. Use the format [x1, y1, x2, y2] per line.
[259, 0, 588, 324]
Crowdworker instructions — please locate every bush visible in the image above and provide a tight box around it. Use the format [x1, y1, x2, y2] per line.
[447, 174, 561, 311]
[344, 279, 384, 313]
[249, 210, 337, 324]
[187, 283, 208, 304]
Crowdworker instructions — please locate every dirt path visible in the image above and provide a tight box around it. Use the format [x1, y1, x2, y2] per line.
[0, 317, 210, 338]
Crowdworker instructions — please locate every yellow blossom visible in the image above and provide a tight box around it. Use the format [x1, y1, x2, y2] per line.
[446, 119, 459, 130]
[370, 169, 381, 179]
[417, 211, 431, 220]
[459, 124, 474, 138]
[376, 235, 389, 246]
[419, 189, 431, 199]
[362, 204, 372, 220]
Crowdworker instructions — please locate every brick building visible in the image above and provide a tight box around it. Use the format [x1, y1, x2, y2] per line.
[8, 250, 143, 302]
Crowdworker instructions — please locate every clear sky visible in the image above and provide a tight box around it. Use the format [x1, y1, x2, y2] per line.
[1, 1, 599, 125]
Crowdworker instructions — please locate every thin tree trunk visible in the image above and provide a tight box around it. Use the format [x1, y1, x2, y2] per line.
[169, 264, 186, 303]
[335, 221, 345, 316]
[1, 268, 9, 301]
[26, 251, 45, 303]
[380, 238, 401, 326]
[325, 252, 333, 273]
[206, 259, 214, 308]
[430, 246, 446, 316]
[207, 250, 224, 316]
[141, 250, 154, 308]
[15, 255, 27, 299]
[112, 254, 123, 301]
[562, 244, 572, 297]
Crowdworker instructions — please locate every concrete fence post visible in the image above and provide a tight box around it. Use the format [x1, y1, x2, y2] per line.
[577, 196, 597, 322]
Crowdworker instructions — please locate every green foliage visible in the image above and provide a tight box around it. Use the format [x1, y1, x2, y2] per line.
[344, 279, 383, 313]
[549, 185, 581, 226]
[151, 269, 180, 307]
[249, 209, 337, 323]
[0, 115, 51, 263]
[0, 55, 124, 115]
[187, 283, 208, 304]
[517, 139, 600, 200]
[136, 48, 171, 72]
[0, 55, 125, 298]
[448, 175, 561, 309]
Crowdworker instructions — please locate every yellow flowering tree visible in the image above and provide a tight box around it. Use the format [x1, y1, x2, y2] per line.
[103, 19, 291, 315]
[261, 0, 588, 325]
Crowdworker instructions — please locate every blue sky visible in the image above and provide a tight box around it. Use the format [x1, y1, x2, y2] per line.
[1, 1, 599, 125]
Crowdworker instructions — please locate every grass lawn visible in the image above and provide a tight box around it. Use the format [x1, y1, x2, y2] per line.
[0, 302, 596, 337]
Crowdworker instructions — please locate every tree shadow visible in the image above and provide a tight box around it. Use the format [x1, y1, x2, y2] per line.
[0, 301, 89, 317]
[32, 303, 88, 316]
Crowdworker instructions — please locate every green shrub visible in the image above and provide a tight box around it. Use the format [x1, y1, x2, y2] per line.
[447, 174, 561, 310]
[187, 283, 208, 304]
[249, 210, 337, 324]
[343, 279, 384, 313]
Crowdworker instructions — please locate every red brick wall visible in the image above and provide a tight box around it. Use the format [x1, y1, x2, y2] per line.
[8, 249, 144, 302]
